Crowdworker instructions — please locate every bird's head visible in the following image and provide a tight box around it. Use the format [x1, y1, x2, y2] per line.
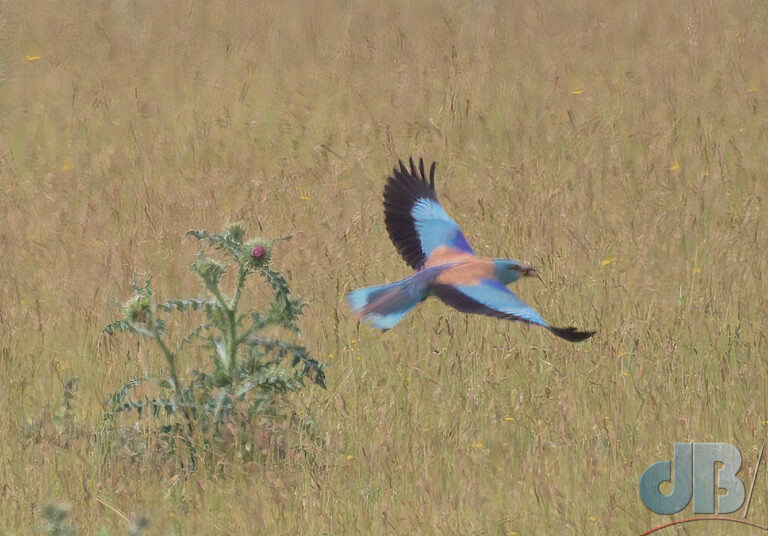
[492, 259, 540, 285]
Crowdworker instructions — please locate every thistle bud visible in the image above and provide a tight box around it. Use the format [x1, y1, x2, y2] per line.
[124, 294, 151, 323]
[245, 239, 271, 267]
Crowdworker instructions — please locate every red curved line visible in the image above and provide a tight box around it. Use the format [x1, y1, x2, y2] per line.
[641, 516, 768, 535]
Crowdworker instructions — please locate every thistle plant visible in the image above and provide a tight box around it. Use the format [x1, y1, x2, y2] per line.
[103, 223, 324, 459]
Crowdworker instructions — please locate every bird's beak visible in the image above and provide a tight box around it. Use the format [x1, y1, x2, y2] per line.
[520, 266, 541, 280]
[514, 264, 540, 281]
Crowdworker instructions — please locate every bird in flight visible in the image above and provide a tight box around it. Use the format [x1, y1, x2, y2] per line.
[346, 157, 595, 342]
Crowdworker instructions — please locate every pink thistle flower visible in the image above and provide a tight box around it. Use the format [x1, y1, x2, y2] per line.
[251, 246, 265, 260]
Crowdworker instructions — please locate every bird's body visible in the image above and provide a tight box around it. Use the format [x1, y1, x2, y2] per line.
[347, 157, 594, 342]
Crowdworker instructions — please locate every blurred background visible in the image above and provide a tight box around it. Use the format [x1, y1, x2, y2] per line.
[0, 0, 766, 533]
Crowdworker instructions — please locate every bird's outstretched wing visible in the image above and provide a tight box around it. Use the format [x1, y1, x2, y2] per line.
[384, 157, 473, 270]
[432, 279, 594, 342]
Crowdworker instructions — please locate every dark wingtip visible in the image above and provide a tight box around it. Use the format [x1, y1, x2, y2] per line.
[549, 326, 596, 343]
[395, 157, 436, 182]
[384, 156, 440, 270]
[429, 161, 436, 188]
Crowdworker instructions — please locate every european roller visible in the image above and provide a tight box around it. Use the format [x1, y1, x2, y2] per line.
[346, 157, 595, 342]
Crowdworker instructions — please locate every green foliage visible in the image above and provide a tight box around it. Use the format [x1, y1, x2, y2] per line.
[103, 224, 324, 462]
[40, 504, 76, 536]
[39, 503, 148, 536]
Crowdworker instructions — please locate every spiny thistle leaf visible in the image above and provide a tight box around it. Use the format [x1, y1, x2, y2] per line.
[106, 377, 148, 412]
[242, 311, 266, 334]
[223, 222, 246, 244]
[243, 367, 304, 392]
[188, 225, 244, 260]
[129, 324, 155, 339]
[175, 325, 205, 354]
[259, 267, 306, 330]
[154, 319, 166, 335]
[244, 338, 325, 388]
[158, 298, 218, 314]
[191, 253, 226, 286]
[245, 337, 307, 361]
[102, 319, 133, 336]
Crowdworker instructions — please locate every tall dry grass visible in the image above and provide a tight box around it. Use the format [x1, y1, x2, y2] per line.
[1, 0, 766, 533]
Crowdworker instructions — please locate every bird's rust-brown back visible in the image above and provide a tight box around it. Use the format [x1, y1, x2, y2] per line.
[425, 246, 493, 286]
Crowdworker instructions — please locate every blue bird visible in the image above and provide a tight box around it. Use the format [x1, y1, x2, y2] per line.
[347, 158, 595, 342]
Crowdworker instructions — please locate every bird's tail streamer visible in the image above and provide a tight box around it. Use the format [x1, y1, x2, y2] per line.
[346, 264, 452, 330]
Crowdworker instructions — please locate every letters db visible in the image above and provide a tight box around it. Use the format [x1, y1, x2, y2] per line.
[639, 443, 745, 515]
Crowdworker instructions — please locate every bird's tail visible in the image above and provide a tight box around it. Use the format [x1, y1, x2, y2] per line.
[346, 264, 452, 330]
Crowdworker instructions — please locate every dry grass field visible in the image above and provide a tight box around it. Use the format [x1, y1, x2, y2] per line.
[1, 0, 767, 533]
